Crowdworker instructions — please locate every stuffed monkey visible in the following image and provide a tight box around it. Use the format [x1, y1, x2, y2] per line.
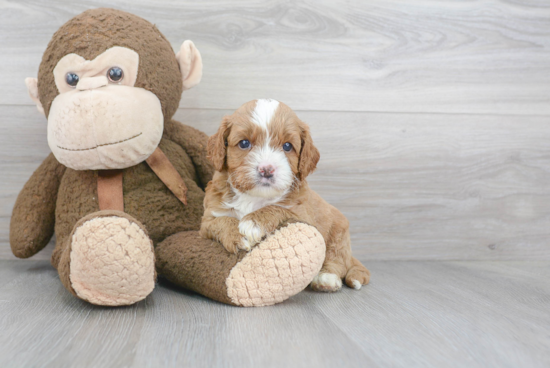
[10, 8, 325, 307]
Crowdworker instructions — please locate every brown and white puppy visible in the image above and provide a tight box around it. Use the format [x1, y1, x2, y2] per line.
[201, 99, 370, 292]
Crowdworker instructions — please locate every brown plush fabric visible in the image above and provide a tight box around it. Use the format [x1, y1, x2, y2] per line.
[10, 153, 66, 258]
[57, 235, 77, 298]
[37, 8, 183, 121]
[156, 231, 247, 305]
[164, 119, 214, 190]
[146, 147, 188, 205]
[51, 136, 208, 269]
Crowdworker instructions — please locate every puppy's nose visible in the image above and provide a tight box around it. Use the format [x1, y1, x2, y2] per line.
[258, 165, 275, 179]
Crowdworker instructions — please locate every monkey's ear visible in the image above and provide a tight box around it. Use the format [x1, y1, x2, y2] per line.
[176, 40, 203, 90]
[25, 78, 45, 116]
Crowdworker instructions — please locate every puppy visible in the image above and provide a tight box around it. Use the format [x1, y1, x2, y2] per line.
[200, 99, 370, 292]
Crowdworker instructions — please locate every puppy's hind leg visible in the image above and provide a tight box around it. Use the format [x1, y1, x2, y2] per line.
[310, 225, 370, 292]
[310, 226, 351, 293]
[344, 257, 370, 290]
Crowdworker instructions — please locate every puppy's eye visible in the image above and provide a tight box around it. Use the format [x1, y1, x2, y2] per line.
[108, 67, 124, 82]
[282, 142, 293, 152]
[238, 140, 251, 149]
[65, 73, 79, 87]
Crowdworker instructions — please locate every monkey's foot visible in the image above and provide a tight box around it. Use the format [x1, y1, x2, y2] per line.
[226, 222, 326, 306]
[63, 211, 155, 306]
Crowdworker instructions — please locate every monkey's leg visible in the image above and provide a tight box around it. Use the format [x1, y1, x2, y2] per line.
[57, 210, 156, 306]
[156, 221, 326, 307]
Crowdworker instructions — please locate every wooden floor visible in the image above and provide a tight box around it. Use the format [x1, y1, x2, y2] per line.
[1, 259, 549, 368]
[1, 1, 550, 367]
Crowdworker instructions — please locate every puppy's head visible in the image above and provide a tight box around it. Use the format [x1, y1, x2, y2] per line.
[208, 99, 320, 198]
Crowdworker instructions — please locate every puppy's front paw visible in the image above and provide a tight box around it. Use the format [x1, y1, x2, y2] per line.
[237, 237, 253, 252]
[310, 272, 343, 292]
[238, 219, 265, 246]
[220, 238, 241, 254]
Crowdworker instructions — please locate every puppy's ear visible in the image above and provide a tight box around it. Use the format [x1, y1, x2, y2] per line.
[298, 121, 320, 180]
[207, 116, 231, 171]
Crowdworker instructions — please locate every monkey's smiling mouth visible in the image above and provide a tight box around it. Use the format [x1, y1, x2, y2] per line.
[57, 132, 143, 151]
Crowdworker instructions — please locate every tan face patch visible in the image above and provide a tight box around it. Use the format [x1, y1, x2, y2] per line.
[47, 47, 164, 170]
[53, 47, 139, 94]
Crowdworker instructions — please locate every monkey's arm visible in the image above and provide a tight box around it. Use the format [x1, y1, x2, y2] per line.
[10, 153, 66, 258]
[164, 119, 214, 190]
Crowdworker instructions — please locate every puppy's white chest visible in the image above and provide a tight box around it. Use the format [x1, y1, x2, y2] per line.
[223, 192, 282, 220]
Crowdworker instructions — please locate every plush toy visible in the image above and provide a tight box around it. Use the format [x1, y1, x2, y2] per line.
[10, 8, 325, 307]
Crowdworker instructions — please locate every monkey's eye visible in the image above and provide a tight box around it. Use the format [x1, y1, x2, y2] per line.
[282, 142, 293, 152]
[108, 67, 124, 82]
[238, 140, 251, 149]
[65, 73, 79, 87]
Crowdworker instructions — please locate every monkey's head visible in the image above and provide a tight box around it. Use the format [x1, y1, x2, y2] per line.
[25, 8, 202, 170]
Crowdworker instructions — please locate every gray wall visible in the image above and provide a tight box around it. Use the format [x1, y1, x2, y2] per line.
[2, 0, 549, 260]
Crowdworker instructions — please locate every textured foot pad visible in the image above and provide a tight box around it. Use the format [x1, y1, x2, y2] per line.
[226, 222, 326, 307]
[69, 216, 155, 306]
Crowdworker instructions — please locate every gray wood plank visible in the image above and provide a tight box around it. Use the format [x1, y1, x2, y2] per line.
[315, 260, 550, 368]
[2, 106, 550, 261]
[1, 0, 550, 114]
[0, 260, 549, 368]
